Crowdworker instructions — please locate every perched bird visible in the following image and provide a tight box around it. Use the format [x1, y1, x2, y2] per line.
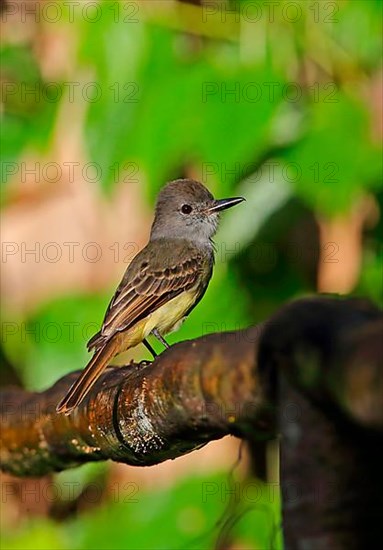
[56, 179, 245, 414]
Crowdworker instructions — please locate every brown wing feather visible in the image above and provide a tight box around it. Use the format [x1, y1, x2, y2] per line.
[87, 247, 204, 351]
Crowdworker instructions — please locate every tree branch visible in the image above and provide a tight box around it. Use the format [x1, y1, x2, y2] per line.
[258, 296, 383, 548]
[1, 296, 382, 548]
[1, 327, 271, 477]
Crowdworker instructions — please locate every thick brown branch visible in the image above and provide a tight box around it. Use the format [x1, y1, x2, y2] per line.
[1, 327, 271, 477]
[1, 296, 383, 546]
[258, 297, 383, 549]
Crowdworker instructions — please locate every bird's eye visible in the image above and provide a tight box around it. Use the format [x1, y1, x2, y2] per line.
[181, 204, 192, 215]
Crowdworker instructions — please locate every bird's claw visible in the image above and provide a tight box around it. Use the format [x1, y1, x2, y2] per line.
[138, 359, 153, 368]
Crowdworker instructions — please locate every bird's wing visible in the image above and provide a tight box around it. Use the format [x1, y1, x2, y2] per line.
[94, 251, 204, 343]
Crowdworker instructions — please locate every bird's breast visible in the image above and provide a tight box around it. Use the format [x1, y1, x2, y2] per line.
[143, 288, 200, 336]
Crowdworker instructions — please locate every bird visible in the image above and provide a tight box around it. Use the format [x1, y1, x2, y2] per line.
[56, 178, 245, 414]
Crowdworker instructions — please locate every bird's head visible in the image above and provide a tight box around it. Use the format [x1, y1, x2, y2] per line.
[150, 178, 245, 243]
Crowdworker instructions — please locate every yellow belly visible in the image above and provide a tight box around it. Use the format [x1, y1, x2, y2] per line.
[122, 289, 198, 349]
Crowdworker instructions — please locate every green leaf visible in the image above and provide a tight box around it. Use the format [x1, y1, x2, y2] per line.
[78, 471, 281, 550]
[282, 91, 382, 216]
[78, 3, 145, 193]
[81, 19, 284, 198]
[2, 293, 109, 390]
[0, 46, 59, 184]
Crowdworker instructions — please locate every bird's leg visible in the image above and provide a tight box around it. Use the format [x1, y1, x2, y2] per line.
[142, 338, 157, 359]
[151, 328, 170, 349]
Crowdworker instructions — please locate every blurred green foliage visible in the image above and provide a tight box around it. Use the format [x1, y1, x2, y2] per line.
[1, 0, 382, 549]
[1, 469, 282, 550]
[0, 45, 58, 167]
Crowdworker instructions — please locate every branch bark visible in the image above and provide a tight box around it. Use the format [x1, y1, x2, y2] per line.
[1, 327, 271, 477]
[258, 296, 383, 549]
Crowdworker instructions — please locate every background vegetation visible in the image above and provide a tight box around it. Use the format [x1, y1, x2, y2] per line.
[1, 1, 382, 548]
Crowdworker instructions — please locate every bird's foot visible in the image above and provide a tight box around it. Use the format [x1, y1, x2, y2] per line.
[138, 359, 153, 368]
[128, 358, 152, 370]
[151, 328, 170, 349]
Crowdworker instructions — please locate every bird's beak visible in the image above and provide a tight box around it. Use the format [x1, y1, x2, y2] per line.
[206, 196, 245, 214]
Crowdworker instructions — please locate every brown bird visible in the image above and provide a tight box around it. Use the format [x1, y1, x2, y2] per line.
[56, 179, 244, 414]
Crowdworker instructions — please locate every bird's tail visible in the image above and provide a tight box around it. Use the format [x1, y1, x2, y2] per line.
[56, 339, 118, 415]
